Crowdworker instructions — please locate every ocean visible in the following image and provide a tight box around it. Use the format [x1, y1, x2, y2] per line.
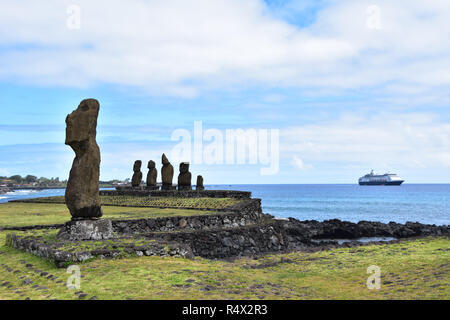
[208, 184, 450, 226]
[1, 184, 449, 226]
[0, 189, 66, 203]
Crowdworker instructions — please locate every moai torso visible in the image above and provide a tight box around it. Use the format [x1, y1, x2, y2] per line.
[65, 99, 102, 220]
[146, 160, 157, 187]
[196, 175, 204, 191]
[161, 153, 174, 190]
[178, 162, 192, 190]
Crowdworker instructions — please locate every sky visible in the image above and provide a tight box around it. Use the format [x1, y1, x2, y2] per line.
[0, 0, 449, 184]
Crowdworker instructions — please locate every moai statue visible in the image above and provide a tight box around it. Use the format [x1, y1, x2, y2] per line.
[65, 99, 102, 220]
[59, 98, 113, 240]
[196, 175, 205, 191]
[178, 162, 192, 191]
[131, 160, 143, 188]
[161, 153, 174, 190]
[146, 160, 158, 189]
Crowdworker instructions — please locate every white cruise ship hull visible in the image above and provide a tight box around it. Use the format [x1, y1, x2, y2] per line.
[359, 180, 404, 186]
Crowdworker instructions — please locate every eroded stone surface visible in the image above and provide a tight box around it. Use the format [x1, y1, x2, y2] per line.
[65, 99, 102, 220]
[57, 219, 114, 241]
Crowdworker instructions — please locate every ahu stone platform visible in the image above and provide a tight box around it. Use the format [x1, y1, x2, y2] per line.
[101, 189, 252, 199]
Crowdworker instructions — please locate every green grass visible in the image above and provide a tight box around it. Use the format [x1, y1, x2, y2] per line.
[0, 231, 448, 300]
[0, 202, 221, 228]
[15, 195, 243, 210]
[0, 201, 448, 300]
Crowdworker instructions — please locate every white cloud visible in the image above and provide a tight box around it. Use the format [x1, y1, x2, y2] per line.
[291, 155, 312, 170]
[281, 112, 450, 170]
[0, 0, 448, 98]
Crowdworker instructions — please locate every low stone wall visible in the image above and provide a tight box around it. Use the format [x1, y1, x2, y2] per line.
[6, 233, 193, 268]
[100, 189, 251, 199]
[226, 198, 262, 215]
[147, 222, 288, 259]
[112, 210, 265, 234]
[111, 199, 263, 234]
[10, 198, 263, 216]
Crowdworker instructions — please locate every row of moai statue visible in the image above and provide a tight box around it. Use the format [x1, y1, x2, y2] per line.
[131, 153, 205, 191]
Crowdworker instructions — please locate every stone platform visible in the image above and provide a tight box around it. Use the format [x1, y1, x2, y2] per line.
[100, 189, 252, 199]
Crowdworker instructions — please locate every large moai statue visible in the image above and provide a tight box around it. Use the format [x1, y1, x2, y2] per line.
[161, 153, 174, 190]
[59, 98, 113, 240]
[65, 99, 102, 220]
[178, 162, 192, 191]
[131, 160, 143, 188]
[196, 175, 205, 191]
[146, 160, 158, 189]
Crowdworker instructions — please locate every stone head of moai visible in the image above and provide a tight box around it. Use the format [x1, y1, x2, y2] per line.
[148, 160, 156, 169]
[162, 153, 170, 165]
[180, 162, 190, 173]
[133, 160, 142, 172]
[65, 99, 99, 150]
[178, 162, 192, 190]
[65, 99, 102, 220]
[131, 160, 143, 187]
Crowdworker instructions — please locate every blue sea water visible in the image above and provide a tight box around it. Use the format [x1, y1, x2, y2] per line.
[1, 184, 449, 226]
[0, 189, 66, 203]
[209, 184, 450, 226]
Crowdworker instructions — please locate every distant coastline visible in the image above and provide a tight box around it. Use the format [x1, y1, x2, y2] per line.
[0, 187, 11, 195]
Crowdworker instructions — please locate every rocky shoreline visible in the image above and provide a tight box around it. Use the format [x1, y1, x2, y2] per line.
[279, 217, 449, 241]
[278, 217, 449, 251]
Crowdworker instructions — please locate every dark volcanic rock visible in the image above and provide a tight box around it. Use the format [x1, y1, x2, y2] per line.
[177, 162, 192, 191]
[65, 99, 102, 220]
[161, 153, 174, 190]
[146, 160, 157, 187]
[151, 223, 288, 259]
[57, 219, 113, 240]
[131, 160, 143, 188]
[278, 218, 449, 248]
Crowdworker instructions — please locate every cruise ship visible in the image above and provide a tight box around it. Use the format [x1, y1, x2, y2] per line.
[358, 170, 405, 186]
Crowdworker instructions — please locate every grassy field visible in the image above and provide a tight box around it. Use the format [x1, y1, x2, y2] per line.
[0, 231, 448, 300]
[14, 195, 243, 210]
[0, 202, 221, 228]
[0, 201, 448, 300]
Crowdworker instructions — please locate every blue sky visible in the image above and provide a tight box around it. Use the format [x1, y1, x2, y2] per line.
[0, 0, 449, 183]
